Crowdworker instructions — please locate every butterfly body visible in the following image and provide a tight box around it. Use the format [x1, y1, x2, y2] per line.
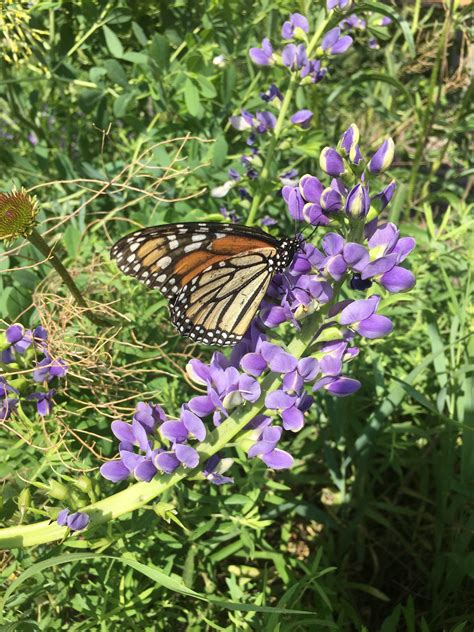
[111, 222, 302, 346]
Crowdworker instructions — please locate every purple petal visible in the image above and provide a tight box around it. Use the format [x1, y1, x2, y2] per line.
[260, 305, 289, 327]
[339, 298, 377, 325]
[282, 406, 304, 431]
[262, 448, 294, 469]
[100, 460, 130, 482]
[265, 389, 295, 410]
[380, 267, 416, 293]
[57, 508, 70, 526]
[239, 374, 261, 402]
[326, 255, 347, 281]
[323, 232, 345, 256]
[5, 324, 24, 344]
[282, 370, 304, 393]
[319, 147, 345, 177]
[298, 357, 319, 380]
[154, 451, 180, 474]
[111, 421, 135, 444]
[160, 420, 188, 443]
[299, 175, 323, 202]
[330, 35, 353, 54]
[181, 409, 206, 441]
[175, 444, 199, 469]
[368, 138, 395, 173]
[120, 450, 144, 472]
[322, 27, 340, 50]
[361, 253, 398, 279]
[325, 377, 361, 396]
[320, 354, 342, 376]
[240, 352, 267, 376]
[132, 419, 150, 452]
[134, 459, 157, 482]
[343, 243, 370, 270]
[392, 237, 416, 262]
[186, 359, 212, 385]
[290, 110, 313, 128]
[268, 350, 298, 374]
[355, 314, 393, 338]
[67, 512, 90, 531]
[188, 395, 215, 417]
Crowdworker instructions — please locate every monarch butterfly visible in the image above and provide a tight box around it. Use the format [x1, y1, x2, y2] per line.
[110, 222, 303, 346]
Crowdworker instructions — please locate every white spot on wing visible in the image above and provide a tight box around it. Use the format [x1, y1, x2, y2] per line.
[158, 256, 172, 269]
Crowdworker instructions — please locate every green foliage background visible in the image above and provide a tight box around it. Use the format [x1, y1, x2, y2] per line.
[0, 0, 473, 629]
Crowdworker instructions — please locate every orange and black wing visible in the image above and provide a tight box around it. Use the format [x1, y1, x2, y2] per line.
[110, 222, 280, 345]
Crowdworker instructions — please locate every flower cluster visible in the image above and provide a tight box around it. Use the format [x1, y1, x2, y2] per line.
[0, 323, 68, 419]
[56, 508, 90, 532]
[100, 402, 233, 485]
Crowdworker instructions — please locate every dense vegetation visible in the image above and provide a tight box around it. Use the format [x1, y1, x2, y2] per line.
[0, 1, 472, 629]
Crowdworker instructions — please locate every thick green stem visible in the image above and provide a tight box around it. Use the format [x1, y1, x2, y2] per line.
[246, 15, 331, 227]
[27, 229, 110, 327]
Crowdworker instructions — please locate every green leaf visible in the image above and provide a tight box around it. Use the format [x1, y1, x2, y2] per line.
[150, 33, 170, 69]
[113, 92, 134, 117]
[184, 79, 202, 117]
[212, 134, 228, 167]
[356, 72, 414, 105]
[103, 59, 129, 87]
[102, 25, 124, 59]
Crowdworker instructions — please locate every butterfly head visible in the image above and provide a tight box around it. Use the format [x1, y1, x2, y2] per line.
[276, 233, 305, 272]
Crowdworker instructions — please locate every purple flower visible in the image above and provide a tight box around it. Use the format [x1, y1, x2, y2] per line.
[248, 426, 294, 469]
[300, 58, 327, 84]
[282, 13, 309, 39]
[281, 44, 308, 70]
[368, 138, 395, 173]
[260, 84, 283, 103]
[249, 38, 274, 66]
[32, 355, 68, 383]
[345, 184, 370, 218]
[321, 27, 353, 55]
[2, 324, 33, 362]
[290, 110, 313, 128]
[372, 181, 396, 212]
[57, 508, 90, 531]
[319, 147, 345, 177]
[327, 0, 353, 10]
[27, 389, 56, 416]
[203, 455, 234, 485]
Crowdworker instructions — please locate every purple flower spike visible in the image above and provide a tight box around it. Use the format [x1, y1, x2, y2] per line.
[249, 38, 274, 66]
[282, 13, 309, 39]
[290, 110, 313, 128]
[319, 147, 345, 177]
[345, 184, 370, 218]
[368, 138, 395, 173]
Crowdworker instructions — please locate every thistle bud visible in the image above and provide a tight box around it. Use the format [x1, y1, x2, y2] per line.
[345, 184, 370, 218]
[368, 138, 395, 173]
[0, 189, 38, 242]
[319, 147, 345, 177]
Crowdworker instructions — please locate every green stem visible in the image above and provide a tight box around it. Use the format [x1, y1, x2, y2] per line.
[246, 15, 331, 227]
[27, 229, 110, 327]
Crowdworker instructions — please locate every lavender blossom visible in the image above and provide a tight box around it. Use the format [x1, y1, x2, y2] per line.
[281, 13, 309, 40]
[57, 508, 90, 531]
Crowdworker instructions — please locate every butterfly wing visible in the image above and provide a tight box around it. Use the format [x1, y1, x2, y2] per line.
[110, 222, 278, 301]
[171, 249, 276, 346]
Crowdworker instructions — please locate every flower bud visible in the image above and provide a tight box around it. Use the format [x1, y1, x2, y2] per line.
[75, 475, 93, 495]
[48, 480, 69, 501]
[319, 147, 345, 177]
[320, 186, 344, 212]
[339, 123, 359, 155]
[368, 138, 395, 173]
[345, 184, 370, 218]
[18, 487, 31, 519]
[0, 189, 38, 242]
[371, 180, 396, 212]
[290, 109, 313, 128]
